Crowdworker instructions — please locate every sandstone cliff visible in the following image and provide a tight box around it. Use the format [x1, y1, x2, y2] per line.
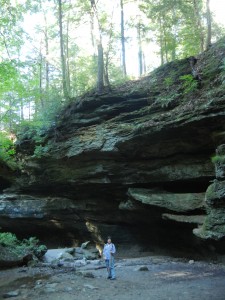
[1, 38, 225, 258]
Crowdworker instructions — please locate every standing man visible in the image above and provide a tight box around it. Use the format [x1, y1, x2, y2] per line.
[103, 236, 116, 280]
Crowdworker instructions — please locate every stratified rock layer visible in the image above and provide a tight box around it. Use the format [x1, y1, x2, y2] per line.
[128, 188, 205, 212]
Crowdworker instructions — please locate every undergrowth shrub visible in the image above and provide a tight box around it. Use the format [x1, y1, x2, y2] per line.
[0, 232, 47, 259]
[180, 74, 198, 94]
[156, 92, 180, 108]
[0, 132, 15, 167]
[211, 155, 225, 164]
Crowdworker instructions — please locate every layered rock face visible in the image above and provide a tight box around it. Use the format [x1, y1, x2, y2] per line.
[1, 39, 225, 257]
[194, 144, 225, 242]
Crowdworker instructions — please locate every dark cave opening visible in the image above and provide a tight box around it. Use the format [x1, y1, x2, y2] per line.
[0, 215, 222, 261]
[129, 179, 211, 194]
[0, 177, 11, 192]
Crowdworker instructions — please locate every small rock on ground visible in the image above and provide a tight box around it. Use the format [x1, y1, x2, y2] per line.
[81, 272, 95, 278]
[135, 266, 149, 271]
[3, 290, 20, 298]
[83, 284, 98, 290]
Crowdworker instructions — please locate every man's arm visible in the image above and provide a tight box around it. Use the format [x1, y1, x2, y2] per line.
[111, 244, 116, 254]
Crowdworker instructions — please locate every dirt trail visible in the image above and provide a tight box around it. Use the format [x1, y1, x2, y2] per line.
[0, 256, 225, 300]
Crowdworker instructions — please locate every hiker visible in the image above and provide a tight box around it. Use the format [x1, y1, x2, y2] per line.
[103, 236, 116, 280]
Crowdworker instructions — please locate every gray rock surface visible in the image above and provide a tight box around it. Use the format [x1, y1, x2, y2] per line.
[3, 290, 20, 298]
[162, 214, 205, 224]
[43, 246, 99, 264]
[128, 188, 205, 212]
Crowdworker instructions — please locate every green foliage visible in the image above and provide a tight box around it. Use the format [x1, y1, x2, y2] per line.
[33, 144, 50, 158]
[20, 236, 47, 259]
[164, 76, 174, 88]
[69, 55, 98, 96]
[0, 232, 47, 259]
[140, 0, 206, 61]
[16, 120, 51, 158]
[155, 92, 180, 108]
[16, 121, 44, 142]
[211, 155, 225, 164]
[0, 232, 18, 246]
[108, 65, 130, 86]
[0, 0, 224, 142]
[219, 58, 225, 85]
[179, 74, 198, 94]
[0, 132, 15, 165]
[0, 0, 25, 56]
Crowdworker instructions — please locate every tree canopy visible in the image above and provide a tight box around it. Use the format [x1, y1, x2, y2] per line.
[0, 0, 224, 140]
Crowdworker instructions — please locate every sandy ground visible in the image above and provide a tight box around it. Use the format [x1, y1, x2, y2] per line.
[0, 256, 225, 300]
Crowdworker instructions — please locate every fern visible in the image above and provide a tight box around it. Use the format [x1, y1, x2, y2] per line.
[180, 74, 198, 94]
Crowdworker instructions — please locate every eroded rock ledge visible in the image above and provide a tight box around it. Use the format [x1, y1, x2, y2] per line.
[1, 39, 225, 257]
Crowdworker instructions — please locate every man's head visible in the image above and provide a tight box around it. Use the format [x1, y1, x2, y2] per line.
[107, 236, 112, 244]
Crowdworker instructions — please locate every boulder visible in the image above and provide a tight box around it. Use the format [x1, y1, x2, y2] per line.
[0, 246, 33, 268]
[75, 247, 84, 254]
[43, 248, 74, 263]
[82, 249, 98, 260]
[74, 258, 87, 267]
[81, 241, 90, 249]
[135, 266, 149, 271]
[3, 290, 20, 298]
[57, 252, 74, 262]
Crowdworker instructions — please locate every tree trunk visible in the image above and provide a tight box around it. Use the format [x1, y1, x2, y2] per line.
[104, 8, 115, 90]
[206, 0, 212, 49]
[39, 39, 44, 110]
[89, 9, 98, 88]
[9, 97, 12, 132]
[162, 19, 168, 63]
[20, 99, 24, 121]
[159, 18, 164, 65]
[171, 4, 177, 60]
[58, 0, 69, 99]
[97, 42, 104, 93]
[90, 0, 104, 93]
[193, 0, 205, 52]
[90, 9, 96, 55]
[104, 60, 110, 89]
[120, 0, 126, 76]
[28, 101, 31, 122]
[104, 41, 110, 89]
[143, 52, 146, 74]
[137, 20, 143, 77]
[65, 13, 71, 96]
[44, 13, 49, 99]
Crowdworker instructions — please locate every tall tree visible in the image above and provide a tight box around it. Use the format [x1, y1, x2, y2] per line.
[44, 12, 50, 99]
[58, 0, 69, 99]
[39, 38, 44, 111]
[192, 0, 205, 52]
[137, 17, 143, 76]
[120, 0, 127, 76]
[90, 0, 104, 93]
[206, 0, 212, 49]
